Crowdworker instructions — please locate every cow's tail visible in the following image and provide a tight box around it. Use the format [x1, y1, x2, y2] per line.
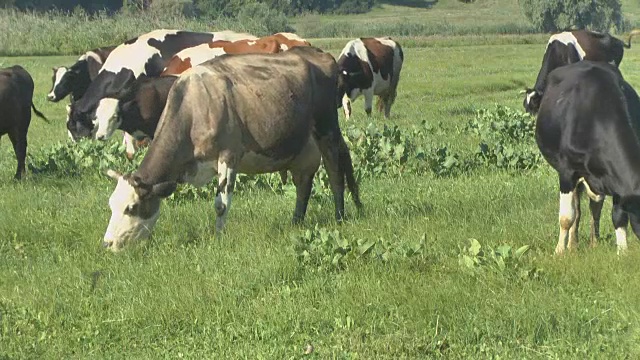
[625, 29, 640, 48]
[337, 135, 363, 212]
[31, 102, 49, 122]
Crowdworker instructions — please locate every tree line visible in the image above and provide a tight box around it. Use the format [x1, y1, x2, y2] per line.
[0, 0, 376, 15]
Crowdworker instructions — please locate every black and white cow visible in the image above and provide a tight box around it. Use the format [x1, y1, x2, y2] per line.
[337, 37, 403, 119]
[523, 29, 640, 115]
[102, 46, 362, 250]
[66, 29, 256, 143]
[47, 46, 116, 103]
[536, 60, 640, 255]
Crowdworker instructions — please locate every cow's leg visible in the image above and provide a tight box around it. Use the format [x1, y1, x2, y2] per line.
[628, 211, 640, 243]
[612, 196, 629, 254]
[556, 177, 578, 255]
[291, 170, 315, 224]
[289, 139, 321, 224]
[342, 94, 352, 120]
[214, 158, 237, 233]
[363, 89, 374, 116]
[589, 197, 604, 247]
[384, 90, 397, 118]
[123, 133, 136, 160]
[8, 130, 27, 180]
[567, 185, 582, 250]
[314, 132, 345, 222]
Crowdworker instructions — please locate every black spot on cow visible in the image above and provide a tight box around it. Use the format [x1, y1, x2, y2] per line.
[124, 36, 138, 45]
[147, 31, 215, 61]
[144, 53, 164, 77]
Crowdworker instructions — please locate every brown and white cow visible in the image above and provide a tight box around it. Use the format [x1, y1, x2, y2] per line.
[0, 65, 48, 179]
[102, 46, 362, 251]
[337, 37, 403, 120]
[161, 33, 311, 76]
[110, 34, 311, 159]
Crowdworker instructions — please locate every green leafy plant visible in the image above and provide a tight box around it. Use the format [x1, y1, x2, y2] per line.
[467, 105, 543, 170]
[459, 238, 540, 279]
[293, 226, 427, 272]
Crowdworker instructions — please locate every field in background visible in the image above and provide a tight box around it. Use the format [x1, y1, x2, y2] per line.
[1, 0, 640, 56]
[3, 35, 640, 357]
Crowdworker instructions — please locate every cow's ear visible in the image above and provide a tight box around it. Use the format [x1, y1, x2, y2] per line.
[151, 181, 177, 198]
[129, 175, 153, 198]
[105, 169, 122, 180]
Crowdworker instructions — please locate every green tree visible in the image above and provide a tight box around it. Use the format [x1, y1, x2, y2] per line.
[519, 0, 624, 32]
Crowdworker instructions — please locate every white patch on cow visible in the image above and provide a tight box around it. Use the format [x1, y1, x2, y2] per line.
[214, 30, 258, 41]
[104, 176, 160, 251]
[123, 133, 135, 157]
[548, 32, 586, 60]
[67, 130, 75, 142]
[525, 90, 536, 106]
[101, 29, 180, 76]
[615, 227, 628, 254]
[84, 50, 103, 65]
[342, 94, 352, 119]
[275, 32, 305, 41]
[94, 98, 121, 140]
[247, 41, 257, 46]
[339, 39, 370, 66]
[48, 67, 68, 100]
[556, 191, 576, 254]
[183, 161, 217, 187]
[174, 45, 228, 68]
[279, 44, 289, 51]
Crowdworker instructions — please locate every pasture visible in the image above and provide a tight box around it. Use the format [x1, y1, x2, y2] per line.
[3, 36, 640, 358]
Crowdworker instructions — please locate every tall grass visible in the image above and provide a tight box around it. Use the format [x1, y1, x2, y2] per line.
[0, 6, 541, 56]
[0, 9, 290, 56]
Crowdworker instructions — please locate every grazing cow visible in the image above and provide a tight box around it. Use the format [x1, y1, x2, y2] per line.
[337, 37, 403, 120]
[536, 60, 640, 255]
[47, 45, 116, 103]
[102, 46, 363, 250]
[0, 65, 48, 179]
[523, 29, 640, 115]
[66, 29, 256, 142]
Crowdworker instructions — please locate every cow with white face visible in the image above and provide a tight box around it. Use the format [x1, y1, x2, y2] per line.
[103, 169, 175, 250]
[102, 46, 362, 251]
[47, 46, 116, 103]
[66, 29, 256, 142]
[337, 37, 403, 120]
[523, 29, 640, 115]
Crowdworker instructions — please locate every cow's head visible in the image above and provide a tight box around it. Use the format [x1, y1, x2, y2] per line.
[522, 88, 543, 115]
[48, 66, 75, 102]
[93, 97, 122, 140]
[66, 101, 96, 141]
[103, 169, 176, 251]
[336, 54, 371, 103]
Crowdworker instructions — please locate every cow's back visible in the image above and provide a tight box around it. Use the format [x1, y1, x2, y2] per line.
[536, 62, 634, 174]
[153, 49, 332, 163]
[0, 66, 34, 132]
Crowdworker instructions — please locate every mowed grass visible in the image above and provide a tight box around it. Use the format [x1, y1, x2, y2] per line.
[3, 37, 640, 358]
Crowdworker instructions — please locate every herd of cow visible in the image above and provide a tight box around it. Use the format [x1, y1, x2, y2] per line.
[2, 27, 640, 255]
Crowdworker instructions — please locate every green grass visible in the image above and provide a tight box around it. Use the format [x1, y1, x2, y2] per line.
[4, 36, 640, 358]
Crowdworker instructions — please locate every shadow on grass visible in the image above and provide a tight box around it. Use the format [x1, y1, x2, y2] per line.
[378, 0, 438, 9]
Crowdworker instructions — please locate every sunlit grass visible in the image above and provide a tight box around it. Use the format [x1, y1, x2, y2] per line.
[3, 32, 640, 357]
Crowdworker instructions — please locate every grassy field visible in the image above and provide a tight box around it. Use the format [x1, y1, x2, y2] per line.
[3, 35, 640, 358]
